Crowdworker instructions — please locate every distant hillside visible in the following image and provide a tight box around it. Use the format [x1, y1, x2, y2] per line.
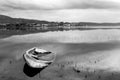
[0, 14, 120, 26]
[0, 15, 50, 24]
[78, 22, 120, 26]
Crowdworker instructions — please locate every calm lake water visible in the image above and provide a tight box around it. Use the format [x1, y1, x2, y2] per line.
[0, 29, 120, 71]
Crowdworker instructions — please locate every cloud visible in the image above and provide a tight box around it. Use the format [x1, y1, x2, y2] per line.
[68, 0, 120, 9]
[1, 0, 120, 22]
[0, 0, 67, 11]
[0, 0, 120, 11]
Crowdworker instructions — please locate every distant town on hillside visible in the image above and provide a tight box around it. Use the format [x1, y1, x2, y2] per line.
[0, 14, 120, 32]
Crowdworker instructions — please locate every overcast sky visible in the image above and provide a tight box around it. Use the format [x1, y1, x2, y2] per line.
[1, 0, 120, 22]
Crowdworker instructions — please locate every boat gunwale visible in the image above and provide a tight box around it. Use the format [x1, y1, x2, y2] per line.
[24, 47, 56, 63]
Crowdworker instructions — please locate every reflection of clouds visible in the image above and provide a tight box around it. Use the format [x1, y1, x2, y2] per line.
[69, 49, 120, 72]
[2, 29, 120, 43]
[103, 50, 120, 71]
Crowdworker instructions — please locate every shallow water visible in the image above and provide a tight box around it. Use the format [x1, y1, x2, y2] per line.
[1, 29, 120, 80]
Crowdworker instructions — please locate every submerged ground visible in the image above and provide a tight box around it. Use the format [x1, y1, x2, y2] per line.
[0, 29, 120, 80]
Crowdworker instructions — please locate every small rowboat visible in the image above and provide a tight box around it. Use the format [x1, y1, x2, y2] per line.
[23, 47, 56, 68]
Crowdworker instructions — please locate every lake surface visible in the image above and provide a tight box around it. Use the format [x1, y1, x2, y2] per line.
[0, 29, 120, 80]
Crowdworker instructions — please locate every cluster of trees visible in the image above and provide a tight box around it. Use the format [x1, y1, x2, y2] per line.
[1, 22, 120, 31]
[0, 23, 30, 31]
[0, 23, 65, 31]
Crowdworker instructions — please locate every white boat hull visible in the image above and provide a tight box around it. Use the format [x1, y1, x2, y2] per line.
[23, 47, 56, 68]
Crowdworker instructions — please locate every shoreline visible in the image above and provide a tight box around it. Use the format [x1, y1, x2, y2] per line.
[0, 28, 120, 39]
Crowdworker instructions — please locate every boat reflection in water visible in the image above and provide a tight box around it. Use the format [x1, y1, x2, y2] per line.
[23, 47, 56, 68]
